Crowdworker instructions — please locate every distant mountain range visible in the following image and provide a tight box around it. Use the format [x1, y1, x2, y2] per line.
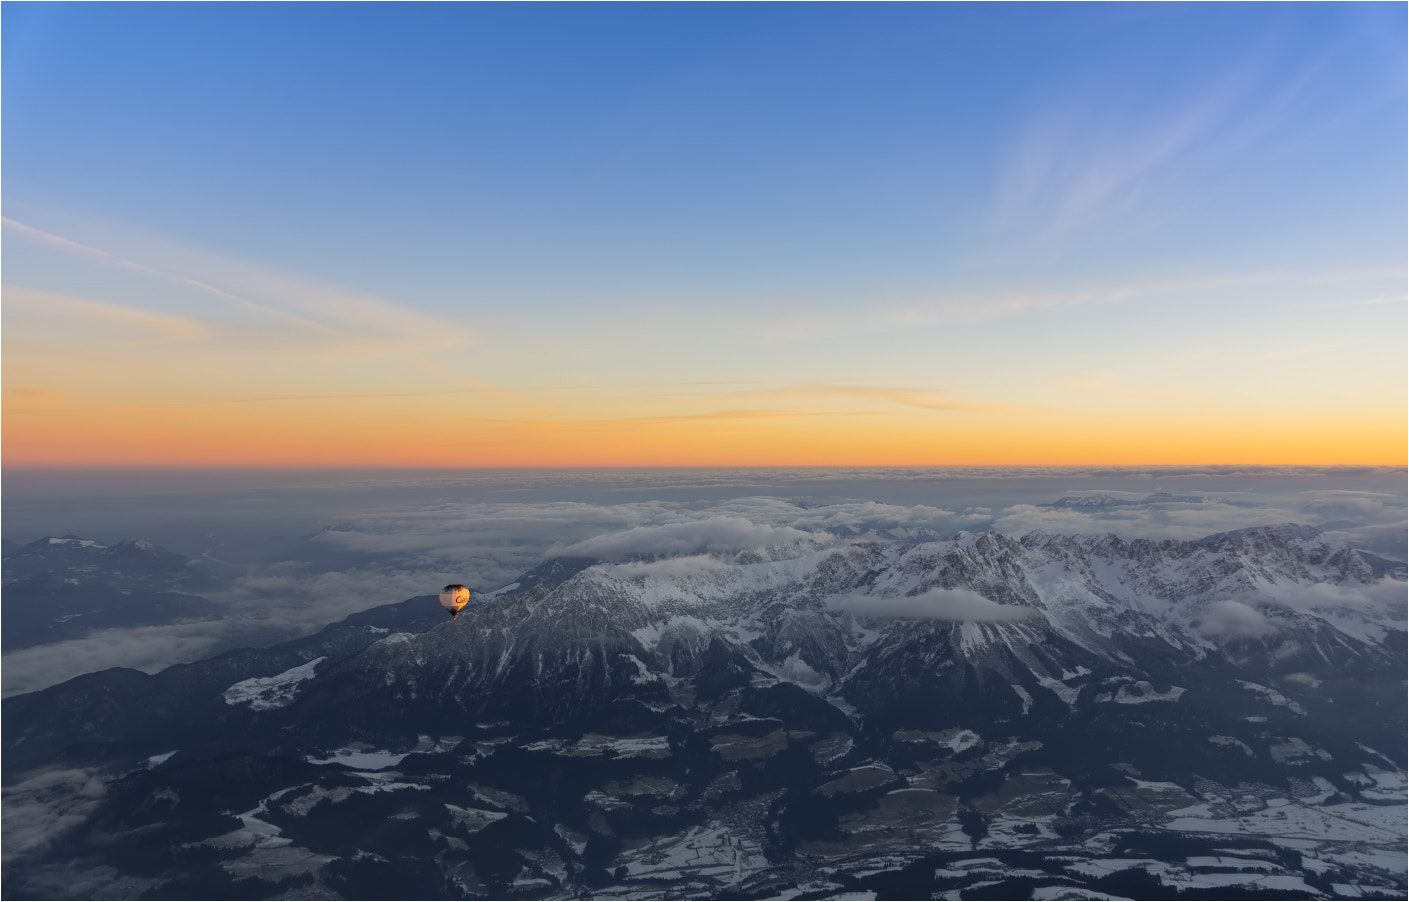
[1044, 492, 1210, 510]
[0, 535, 235, 652]
[3, 525, 1404, 899]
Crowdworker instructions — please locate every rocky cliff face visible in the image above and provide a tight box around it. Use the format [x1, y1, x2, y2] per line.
[4, 526, 1404, 899]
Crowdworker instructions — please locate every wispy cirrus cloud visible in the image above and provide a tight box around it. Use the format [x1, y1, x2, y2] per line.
[2, 217, 471, 359]
[397, 382, 1012, 436]
[988, 96, 1225, 245]
[3, 385, 70, 404]
[3, 286, 208, 344]
[2, 217, 327, 332]
[754, 269, 1303, 339]
[534, 408, 862, 430]
[3, 217, 499, 429]
[731, 383, 1015, 413]
[612, 382, 1015, 416]
[985, 37, 1323, 248]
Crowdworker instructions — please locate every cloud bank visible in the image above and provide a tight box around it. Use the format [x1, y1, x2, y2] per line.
[1198, 600, 1280, 640]
[601, 556, 731, 580]
[553, 516, 813, 560]
[2, 468, 1401, 696]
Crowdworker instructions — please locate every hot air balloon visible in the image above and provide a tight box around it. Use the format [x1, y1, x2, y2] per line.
[439, 583, 471, 620]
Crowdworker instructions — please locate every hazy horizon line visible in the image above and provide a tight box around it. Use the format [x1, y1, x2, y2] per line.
[5, 463, 1404, 472]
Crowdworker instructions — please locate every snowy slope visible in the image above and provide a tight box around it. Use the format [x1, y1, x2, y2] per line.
[309, 525, 1403, 732]
[3, 525, 1403, 901]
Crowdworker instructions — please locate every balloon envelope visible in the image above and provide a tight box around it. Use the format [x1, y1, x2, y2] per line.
[439, 583, 470, 617]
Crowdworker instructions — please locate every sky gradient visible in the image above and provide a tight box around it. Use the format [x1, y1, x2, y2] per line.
[4, 3, 1405, 467]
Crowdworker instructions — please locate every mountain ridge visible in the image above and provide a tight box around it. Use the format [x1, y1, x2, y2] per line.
[3, 524, 1404, 899]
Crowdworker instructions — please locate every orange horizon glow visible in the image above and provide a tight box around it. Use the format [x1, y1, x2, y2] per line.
[4, 402, 1403, 469]
[5, 6, 1406, 484]
[5, 232, 1404, 475]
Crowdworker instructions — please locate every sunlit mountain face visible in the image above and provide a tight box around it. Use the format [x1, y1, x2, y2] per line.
[4, 502, 1403, 900]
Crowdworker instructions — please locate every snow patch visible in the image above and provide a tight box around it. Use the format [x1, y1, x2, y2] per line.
[305, 750, 408, 769]
[222, 658, 325, 711]
[1237, 680, 1307, 715]
[1011, 683, 1034, 713]
[1036, 674, 1081, 706]
[1209, 735, 1254, 757]
[1097, 681, 1185, 704]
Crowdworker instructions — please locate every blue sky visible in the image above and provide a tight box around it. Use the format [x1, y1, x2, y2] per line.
[3, 2, 1404, 467]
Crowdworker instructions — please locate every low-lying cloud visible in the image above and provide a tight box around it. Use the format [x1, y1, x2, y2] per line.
[992, 500, 1306, 541]
[1197, 600, 1280, 640]
[3, 467, 1401, 696]
[553, 516, 812, 560]
[1, 766, 109, 866]
[0, 564, 463, 697]
[2, 622, 241, 698]
[1194, 579, 1409, 645]
[1260, 578, 1407, 614]
[989, 492, 1406, 560]
[600, 555, 731, 580]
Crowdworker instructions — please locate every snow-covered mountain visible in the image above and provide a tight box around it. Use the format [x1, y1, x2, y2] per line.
[1, 534, 227, 589]
[3, 525, 1404, 899]
[1045, 491, 1208, 510]
[0, 535, 233, 651]
[288, 525, 1401, 736]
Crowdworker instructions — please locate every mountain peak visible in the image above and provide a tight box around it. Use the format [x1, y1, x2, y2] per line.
[4, 524, 1403, 900]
